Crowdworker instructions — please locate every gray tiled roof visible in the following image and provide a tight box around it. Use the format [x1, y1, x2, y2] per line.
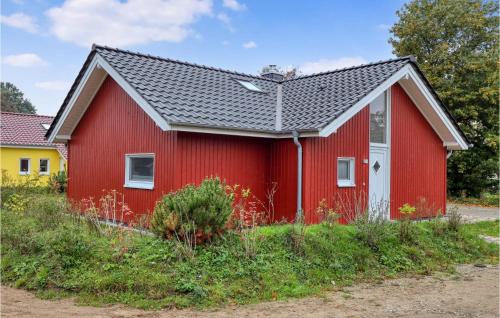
[281, 58, 409, 130]
[95, 46, 413, 133]
[97, 47, 279, 132]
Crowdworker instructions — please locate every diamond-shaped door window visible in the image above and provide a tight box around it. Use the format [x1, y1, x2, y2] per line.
[373, 161, 381, 173]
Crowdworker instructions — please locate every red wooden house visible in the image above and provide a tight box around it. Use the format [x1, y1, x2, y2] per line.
[47, 45, 469, 223]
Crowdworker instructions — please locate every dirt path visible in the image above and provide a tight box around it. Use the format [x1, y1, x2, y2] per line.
[2, 264, 498, 318]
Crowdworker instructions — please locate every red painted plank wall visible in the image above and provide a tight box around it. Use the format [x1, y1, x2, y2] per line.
[301, 107, 370, 224]
[68, 77, 177, 221]
[269, 139, 298, 222]
[390, 83, 447, 219]
[69, 77, 277, 221]
[174, 132, 271, 207]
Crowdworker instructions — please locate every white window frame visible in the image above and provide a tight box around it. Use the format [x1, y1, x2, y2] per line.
[19, 158, 31, 175]
[337, 157, 355, 187]
[39, 158, 50, 175]
[124, 153, 155, 190]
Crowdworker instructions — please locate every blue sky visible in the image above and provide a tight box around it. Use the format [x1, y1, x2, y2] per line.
[1, 0, 406, 116]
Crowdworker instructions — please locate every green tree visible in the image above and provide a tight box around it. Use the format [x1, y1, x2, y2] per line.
[389, 0, 499, 197]
[1, 82, 37, 114]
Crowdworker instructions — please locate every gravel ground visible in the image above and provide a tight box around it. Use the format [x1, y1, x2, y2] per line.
[448, 203, 499, 222]
[1, 264, 499, 318]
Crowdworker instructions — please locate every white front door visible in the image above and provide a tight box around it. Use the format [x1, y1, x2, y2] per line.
[369, 145, 389, 219]
[368, 89, 390, 219]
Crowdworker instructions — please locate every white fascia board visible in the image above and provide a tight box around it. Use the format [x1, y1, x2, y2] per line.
[319, 65, 468, 150]
[319, 65, 412, 137]
[170, 124, 319, 139]
[95, 55, 170, 131]
[48, 57, 100, 143]
[406, 67, 468, 150]
[48, 54, 170, 143]
[1, 144, 58, 150]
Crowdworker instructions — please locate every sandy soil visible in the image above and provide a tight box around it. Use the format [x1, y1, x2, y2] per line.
[1, 264, 498, 318]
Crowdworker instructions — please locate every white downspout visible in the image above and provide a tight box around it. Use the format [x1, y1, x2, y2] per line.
[292, 131, 303, 221]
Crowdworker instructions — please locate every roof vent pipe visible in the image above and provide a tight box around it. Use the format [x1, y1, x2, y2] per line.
[292, 131, 303, 221]
[261, 65, 284, 81]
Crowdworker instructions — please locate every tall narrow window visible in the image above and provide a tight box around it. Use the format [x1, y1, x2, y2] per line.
[39, 159, 49, 175]
[124, 154, 155, 189]
[19, 158, 30, 175]
[337, 157, 355, 187]
[370, 91, 387, 144]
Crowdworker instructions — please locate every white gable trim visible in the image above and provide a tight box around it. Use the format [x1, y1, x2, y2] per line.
[318, 64, 468, 150]
[95, 55, 170, 131]
[48, 54, 170, 143]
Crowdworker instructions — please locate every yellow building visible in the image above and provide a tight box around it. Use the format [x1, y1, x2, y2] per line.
[0, 112, 67, 185]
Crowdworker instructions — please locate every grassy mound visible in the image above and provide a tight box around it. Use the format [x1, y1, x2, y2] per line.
[1, 196, 498, 310]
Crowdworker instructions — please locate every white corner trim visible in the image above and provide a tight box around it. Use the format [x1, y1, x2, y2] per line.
[96, 55, 170, 131]
[318, 64, 468, 150]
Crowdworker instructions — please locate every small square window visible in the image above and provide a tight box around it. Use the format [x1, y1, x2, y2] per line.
[337, 158, 355, 187]
[124, 154, 154, 190]
[19, 158, 30, 175]
[39, 159, 49, 175]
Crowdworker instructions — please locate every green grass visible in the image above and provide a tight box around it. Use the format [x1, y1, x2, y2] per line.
[463, 220, 499, 237]
[1, 201, 498, 310]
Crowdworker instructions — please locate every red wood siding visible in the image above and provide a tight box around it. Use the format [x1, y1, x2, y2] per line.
[269, 139, 298, 222]
[302, 107, 370, 223]
[68, 77, 177, 222]
[390, 84, 447, 218]
[174, 132, 270, 207]
[68, 77, 447, 224]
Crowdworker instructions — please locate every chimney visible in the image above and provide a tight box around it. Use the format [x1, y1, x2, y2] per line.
[261, 64, 284, 81]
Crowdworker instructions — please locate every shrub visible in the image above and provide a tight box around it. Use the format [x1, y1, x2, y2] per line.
[398, 203, 417, 243]
[354, 213, 389, 251]
[428, 213, 447, 236]
[316, 199, 340, 227]
[49, 171, 67, 193]
[447, 206, 462, 232]
[150, 177, 233, 245]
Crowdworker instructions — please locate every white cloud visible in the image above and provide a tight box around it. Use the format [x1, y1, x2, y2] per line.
[216, 12, 235, 31]
[222, 0, 246, 11]
[46, 0, 213, 47]
[35, 81, 71, 91]
[2, 53, 47, 67]
[242, 41, 256, 49]
[299, 57, 367, 75]
[0, 13, 38, 33]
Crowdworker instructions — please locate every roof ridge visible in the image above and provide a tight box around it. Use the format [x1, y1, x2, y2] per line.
[284, 55, 415, 82]
[92, 44, 279, 83]
[1, 112, 54, 118]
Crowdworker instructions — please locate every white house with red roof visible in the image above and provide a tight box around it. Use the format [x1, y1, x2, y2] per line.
[0, 112, 67, 184]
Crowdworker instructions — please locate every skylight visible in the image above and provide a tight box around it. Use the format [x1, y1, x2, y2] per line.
[236, 80, 263, 92]
[41, 123, 51, 130]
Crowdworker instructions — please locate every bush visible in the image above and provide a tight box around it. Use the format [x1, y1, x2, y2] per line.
[49, 171, 67, 193]
[447, 206, 462, 232]
[150, 177, 233, 245]
[398, 203, 417, 243]
[354, 213, 390, 251]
